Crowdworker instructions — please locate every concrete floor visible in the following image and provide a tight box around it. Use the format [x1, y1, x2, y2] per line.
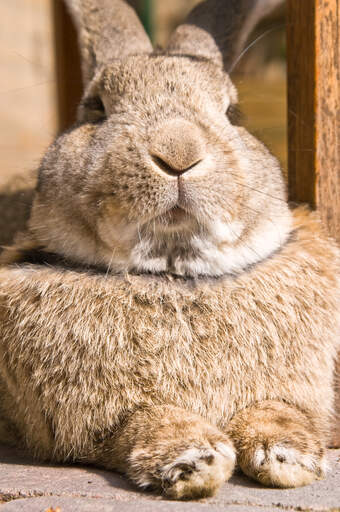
[0, 445, 339, 511]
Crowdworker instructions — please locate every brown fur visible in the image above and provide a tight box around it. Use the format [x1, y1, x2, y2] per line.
[0, 0, 339, 500]
[0, 208, 339, 497]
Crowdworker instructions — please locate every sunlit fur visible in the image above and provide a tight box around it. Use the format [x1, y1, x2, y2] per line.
[1, 208, 339, 498]
[27, 56, 291, 278]
[0, 0, 339, 501]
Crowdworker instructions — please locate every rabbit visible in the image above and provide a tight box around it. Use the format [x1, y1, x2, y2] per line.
[0, 0, 339, 501]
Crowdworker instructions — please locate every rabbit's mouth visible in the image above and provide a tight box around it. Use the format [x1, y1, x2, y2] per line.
[151, 205, 194, 231]
[165, 206, 186, 223]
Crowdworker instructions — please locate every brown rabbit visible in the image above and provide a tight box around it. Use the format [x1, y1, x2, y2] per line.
[0, 0, 339, 501]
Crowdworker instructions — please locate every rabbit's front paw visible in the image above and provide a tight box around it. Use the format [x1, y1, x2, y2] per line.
[242, 442, 328, 488]
[160, 443, 235, 499]
[117, 405, 236, 499]
[228, 400, 328, 488]
[129, 441, 235, 499]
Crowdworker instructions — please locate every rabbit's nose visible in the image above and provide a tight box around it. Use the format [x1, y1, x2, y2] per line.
[150, 119, 205, 176]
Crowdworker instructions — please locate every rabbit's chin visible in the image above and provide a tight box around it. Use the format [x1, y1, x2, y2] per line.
[98, 209, 293, 278]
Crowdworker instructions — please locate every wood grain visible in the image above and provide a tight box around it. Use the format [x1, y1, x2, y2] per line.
[315, 0, 340, 242]
[287, 0, 339, 239]
[287, 0, 340, 446]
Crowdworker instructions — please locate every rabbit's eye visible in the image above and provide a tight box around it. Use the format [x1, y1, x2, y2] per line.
[226, 104, 243, 126]
[80, 96, 106, 123]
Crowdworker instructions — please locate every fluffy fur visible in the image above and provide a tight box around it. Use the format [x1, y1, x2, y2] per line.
[0, 208, 339, 498]
[23, 55, 292, 279]
[0, 0, 339, 501]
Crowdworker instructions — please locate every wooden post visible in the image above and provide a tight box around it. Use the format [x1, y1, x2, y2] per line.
[287, 0, 340, 445]
[53, 0, 83, 132]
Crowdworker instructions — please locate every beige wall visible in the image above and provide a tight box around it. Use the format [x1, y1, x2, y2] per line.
[0, 0, 56, 184]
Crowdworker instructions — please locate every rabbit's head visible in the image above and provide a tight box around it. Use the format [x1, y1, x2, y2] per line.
[28, 0, 290, 277]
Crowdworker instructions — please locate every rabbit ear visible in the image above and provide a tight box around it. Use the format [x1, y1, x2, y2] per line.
[64, 0, 153, 85]
[167, 0, 282, 71]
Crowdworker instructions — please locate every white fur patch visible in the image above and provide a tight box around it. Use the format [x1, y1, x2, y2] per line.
[253, 447, 266, 469]
[154, 443, 236, 499]
[251, 444, 328, 488]
[270, 445, 298, 465]
[216, 442, 236, 462]
[133, 474, 154, 489]
[162, 444, 235, 482]
[162, 447, 213, 478]
[270, 445, 328, 474]
[209, 219, 244, 244]
[125, 208, 292, 278]
[186, 212, 292, 277]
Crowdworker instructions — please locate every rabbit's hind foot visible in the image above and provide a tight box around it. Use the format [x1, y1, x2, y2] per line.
[228, 400, 328, 488]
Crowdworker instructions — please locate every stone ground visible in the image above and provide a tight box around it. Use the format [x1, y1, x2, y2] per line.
[0, 446, 339, 511]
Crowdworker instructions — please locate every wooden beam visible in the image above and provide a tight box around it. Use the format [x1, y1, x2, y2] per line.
[314, 1, 340, 241]
[287, 0, 340, 445]
[287, 0, 340, 239]
[53, 0, 83, 132]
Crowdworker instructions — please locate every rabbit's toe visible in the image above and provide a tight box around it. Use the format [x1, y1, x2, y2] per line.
[160, 443, 235, 499]
[128, 440, 235, 499]
[228, 400, 328, 488]
[120, 406, 235, 499]
[242, 443, 328, 488]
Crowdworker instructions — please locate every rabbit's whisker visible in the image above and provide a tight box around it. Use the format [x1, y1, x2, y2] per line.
[210, 158, 288, 204]
[239, 203, 286, 246]
[223, 221, 263, 262]
[229, 25, 284, 73]
[230, 177, 287, 204]
[105, 249, 116, 278]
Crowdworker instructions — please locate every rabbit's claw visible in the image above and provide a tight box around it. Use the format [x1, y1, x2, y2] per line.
[159, 443, 235, 499]
[127, 435, 235, 500]
[228, 400, 328, 488]
[247, 443, 328, 488]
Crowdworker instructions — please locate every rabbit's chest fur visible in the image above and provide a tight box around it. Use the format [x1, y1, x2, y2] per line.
[0, 208, 339, 459]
